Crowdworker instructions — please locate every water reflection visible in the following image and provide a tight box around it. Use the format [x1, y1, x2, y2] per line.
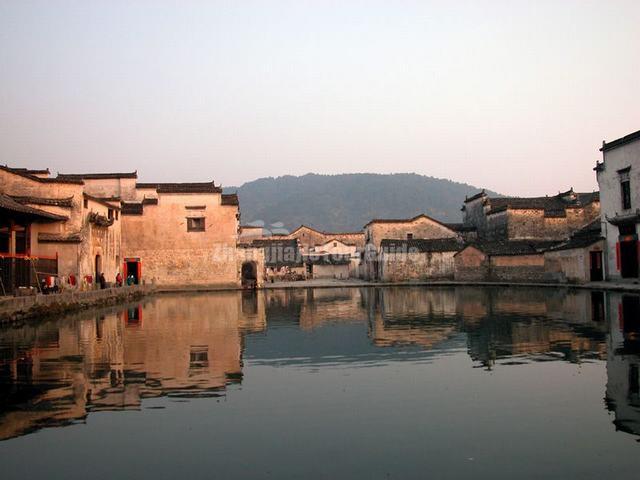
[0, 286, 639, 445]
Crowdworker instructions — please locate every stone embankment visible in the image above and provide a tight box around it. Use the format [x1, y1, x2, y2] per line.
[0, 285, 153, 324]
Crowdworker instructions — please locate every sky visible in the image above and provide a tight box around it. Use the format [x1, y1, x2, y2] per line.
[1, 0, 639, 195]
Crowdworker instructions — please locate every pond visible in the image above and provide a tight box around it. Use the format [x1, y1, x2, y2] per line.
[0, 287, 638, 479]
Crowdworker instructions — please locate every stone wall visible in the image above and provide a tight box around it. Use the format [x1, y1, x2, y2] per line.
[489, 254, 546, 282]
[0, 284, 151, 323]
[380, 251, 456, 282]
[454, 247, 489, 281]
[366, 217, 457, 249]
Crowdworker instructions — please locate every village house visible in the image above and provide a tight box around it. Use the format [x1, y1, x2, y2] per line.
[0, 166, 122, 293]
[544, 220, 605, 283]
[595, 128, 640, 280]
[379, 237, 462, 282]
[250, 238, 304, 282]
[363, 214, 461, 280]
[1, 166, 265, 292]
[462, 188, 600, 241]
[282, 225, 365, 254]
[305, 238, 360, 278]
[454, 240, 558, 283]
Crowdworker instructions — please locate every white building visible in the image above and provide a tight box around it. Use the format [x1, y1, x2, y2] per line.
[595, 129, 640, 280]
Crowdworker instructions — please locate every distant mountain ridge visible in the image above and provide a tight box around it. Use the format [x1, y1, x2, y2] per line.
[224, 173, 500, 233]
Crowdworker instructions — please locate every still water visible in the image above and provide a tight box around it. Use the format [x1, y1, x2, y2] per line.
[0, 286, 638, 479]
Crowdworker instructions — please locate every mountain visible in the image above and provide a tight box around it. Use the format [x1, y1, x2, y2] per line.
[224, 173, 499, 233]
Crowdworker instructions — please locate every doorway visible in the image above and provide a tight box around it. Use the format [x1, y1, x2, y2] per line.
[589, 251, 603, 281]
[620, 241, 639, 278]
[95, 254, 102, 280]
[124, 259, 141, 284]
[241, 261, 257, 289]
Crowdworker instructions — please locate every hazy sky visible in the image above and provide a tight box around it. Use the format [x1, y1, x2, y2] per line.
[1, 1, 638, 195]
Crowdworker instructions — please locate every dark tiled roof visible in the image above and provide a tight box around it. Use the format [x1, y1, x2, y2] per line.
[10, 195, 74, 208]
[221, 193, 239, 206]
[252, 238, 303, 267]
[381, 238, 463, 253]
[547, 220, 604, 252]
[463, 190, 487, 203]
[601, 129, 640, 152]
[303, 254, 352, 265]
[364, 214, 455, 231]
[121, 202, 143, 215]
[83, 193, 121, 210]
[444, 223, 477, 232]
[1, 165, 84, 184]
[38, 232, 82, 243]
[0, 194, 68, 222]
[485, 190, 599, 217]
[142, 197, 158, 205]
[8, 168, 50, 175]
[468, 240, 560, 256]
[136, 182, 222, 194]
[57, 171, 137, 180]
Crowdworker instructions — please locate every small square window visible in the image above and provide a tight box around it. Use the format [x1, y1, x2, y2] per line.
[187, 217, 205, 232]
[407, 233, 413, 240]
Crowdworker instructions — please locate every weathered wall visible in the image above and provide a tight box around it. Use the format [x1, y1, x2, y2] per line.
[544, 241, 604, 283]
[508, 208, 600, 241]
[79, 178, 137, 201]
[596, 137, 640, 280]
[489, 254, 546, 282]
[380, 251, 456, 282]
[454, 247, 489, 281]
[78, 197, 121, 282]
[121, 192, 240, 287]
[311, 263, 350, 279]
[366, 217, 457, 249]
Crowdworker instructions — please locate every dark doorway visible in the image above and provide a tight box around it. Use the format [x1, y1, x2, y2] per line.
[620, 241, 639, 278]
[590, 291, 605, 322]
[125, 260, 140, 284]
[241, 261, 257, 289]
[589, 251, 603, 281]
[95, 254, 102, 280]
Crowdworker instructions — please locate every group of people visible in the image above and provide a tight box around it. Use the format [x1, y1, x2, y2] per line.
[114, 272, 137, 287]
[37, 271, 138, 294]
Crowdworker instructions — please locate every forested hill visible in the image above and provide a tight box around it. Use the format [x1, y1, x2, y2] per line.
[224, 173, 499, 233]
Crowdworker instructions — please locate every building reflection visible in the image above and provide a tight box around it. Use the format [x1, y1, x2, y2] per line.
[606, 293, 640, 439]
[0, 292, 267, 441]
[2, 287, 640, 442]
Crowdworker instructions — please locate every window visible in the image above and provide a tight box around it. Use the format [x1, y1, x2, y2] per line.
[622, 180, 632, 210]
[108, 209, 113, 220]
[187, 217, 205, 232]
[407, 233, 413, 240]
[83, 198, 89, 209]
[115, 211, 119, 220]
[333, 242, 338, 247]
